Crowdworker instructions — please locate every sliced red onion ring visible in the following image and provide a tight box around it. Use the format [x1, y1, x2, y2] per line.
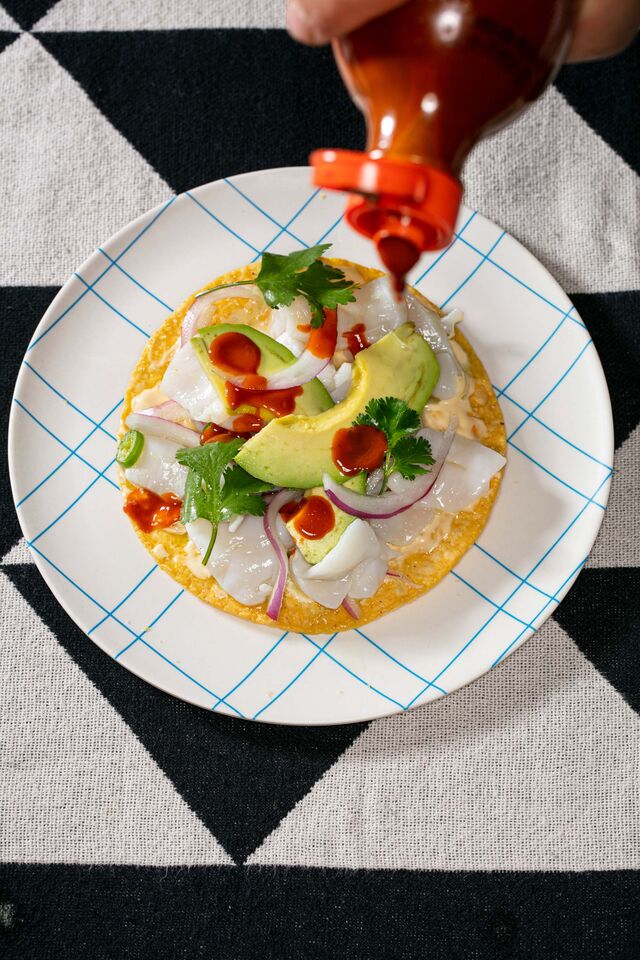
[264, 489, 300, 621]
[139, 399, 204, 429]
[126, 412, 201, 448]
[181, 284, 262, 345]
[323, 421, 456, 520]
[342, 596, 362, 619]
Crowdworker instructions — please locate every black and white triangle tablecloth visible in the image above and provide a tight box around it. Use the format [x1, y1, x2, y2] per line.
[0, 2, 639, 957]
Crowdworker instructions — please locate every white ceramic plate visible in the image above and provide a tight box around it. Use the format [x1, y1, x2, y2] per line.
[9, 167, 613, 725]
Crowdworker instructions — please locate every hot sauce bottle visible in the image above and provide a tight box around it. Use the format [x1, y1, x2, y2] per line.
[311, 0, 577, 289]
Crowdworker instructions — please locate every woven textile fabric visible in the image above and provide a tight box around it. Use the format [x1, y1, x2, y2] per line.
[0, 2, 639, 958]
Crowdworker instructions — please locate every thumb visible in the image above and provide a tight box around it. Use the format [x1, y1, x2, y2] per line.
[286, 0, 409, 45]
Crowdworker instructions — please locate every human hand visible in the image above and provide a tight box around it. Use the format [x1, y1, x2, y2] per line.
[286, 0, 640, 62]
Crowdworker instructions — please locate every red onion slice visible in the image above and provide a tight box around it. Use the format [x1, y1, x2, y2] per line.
[263, 489, 300, 621]
[342, 596, 362, 619]
[181, 284, 262, 345]
[323, 421, 456, 520]
[139, 398, 204, 429]
[126, 412, 201, 448]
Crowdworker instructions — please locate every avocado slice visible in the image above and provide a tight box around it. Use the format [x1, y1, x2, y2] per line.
[286, 474, 366, 565]
[191, 323, 333, 418]
[235, 323, 439, 489]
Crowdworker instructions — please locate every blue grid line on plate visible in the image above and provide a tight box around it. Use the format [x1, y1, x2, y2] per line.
[473, 543, 557, 603]
[28, 195, 176, 351]
[28, 541, 155, 649]
[250, 188, 321, 262]
[300, 633, 411, 710]
[451, 570, 538, 632]
[224, 178, 308, 248]
[353, 627, 447, 694]
[15, 398, 123, 508]
[454, 233, 587, 329]
[29, 542, 116, 618]
[413, 211, 478, 286]
[13, 398, 119, 491]
[495, 306, 576, 399]
[87, 564, 157, 635]
[22, 361, 117, 442]
[507, 440, 606, 507]
[490, 554, 589, 667]
[404, 470, 611, 709]
[133, 635, 245, 719]
[74, 274, 151, 340]
[112, 588, 184, 659]
[252, 634, 338, 720]
[209, 631, 290, 711]
[98, 249, 174, 313]
[497, 386, 610, 470]
[439, 230, 506, 310]
[508, 338, 593, 443]
[28, 457, 116, 546]
[186, 191, 261, 255]
[314, 212, 346, 246]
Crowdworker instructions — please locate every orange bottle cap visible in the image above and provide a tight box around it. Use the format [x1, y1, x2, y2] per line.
[310, 149, 462, 253]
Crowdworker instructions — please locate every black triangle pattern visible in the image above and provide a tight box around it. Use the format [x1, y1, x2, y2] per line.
[36, 30, 364, 194]
[553, 569, 640, 715]
[0, 287, 59, 558]
[569, 291, 640, 450]
[555, 35, 640, 176]
[0, 30, 18, 54]
[0, 0, 53, 31]
[2, 562, 366, 863]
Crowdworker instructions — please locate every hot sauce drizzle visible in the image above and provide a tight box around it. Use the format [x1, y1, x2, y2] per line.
[280, 496, 336, 540]
[124, 489, 182, 533]
[332, 425, 387, 476]
[344, 322, 369, 356]
[225, 381, 302, 418]
[200, 417, 264, 445]
[306, 308, 338, 359]
[209, 331, 261, 378]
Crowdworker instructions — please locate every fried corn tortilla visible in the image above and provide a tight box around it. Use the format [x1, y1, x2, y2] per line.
[120, 258, 506, 633]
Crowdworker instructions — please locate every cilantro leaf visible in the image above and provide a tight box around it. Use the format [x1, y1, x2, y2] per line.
[193, 243, 358, 329]
[257, 244, 357, 328]
[176, 439, 272, 564]
[352, 396, 433, 488]
[391, 435, 434, 480]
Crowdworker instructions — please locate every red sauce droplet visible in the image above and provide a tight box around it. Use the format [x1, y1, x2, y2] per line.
[225, 381, 302, 418]
[124, 489, 182, 533]
[279, 497, 306, 524]
[344, 322, 369, 356]
[332, 425, 388, 476]
[376, 235, 420, 295]
[209, 331, 261, 377]
[232, 413, 264, 434]
[291, 495, 336, 540]
[307, 308, 338, 359]
[297, 323, 312, 333]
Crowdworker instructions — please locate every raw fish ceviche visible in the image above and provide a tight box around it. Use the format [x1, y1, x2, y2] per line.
[118, 246, 506, 630]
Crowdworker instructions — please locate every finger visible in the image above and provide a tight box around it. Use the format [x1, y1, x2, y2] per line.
[286, 0, 408, 46]
[567, 0, 640, 61]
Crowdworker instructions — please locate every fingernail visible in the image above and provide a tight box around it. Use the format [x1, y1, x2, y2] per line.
[286, 1, 330, 44]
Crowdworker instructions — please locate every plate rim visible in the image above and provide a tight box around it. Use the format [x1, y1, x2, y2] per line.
[8, 166, 615, 725]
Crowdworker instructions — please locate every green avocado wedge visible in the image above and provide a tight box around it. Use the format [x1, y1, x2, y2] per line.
[286, 474, 366, 565]
[191, 323, 334, 418]
[235, 323, 439, 489]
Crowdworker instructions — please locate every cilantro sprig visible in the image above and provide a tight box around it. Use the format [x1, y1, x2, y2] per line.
[176, 438, 272, 565]
[354, 397, 434, 489]
[195, 243, 357, 328]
